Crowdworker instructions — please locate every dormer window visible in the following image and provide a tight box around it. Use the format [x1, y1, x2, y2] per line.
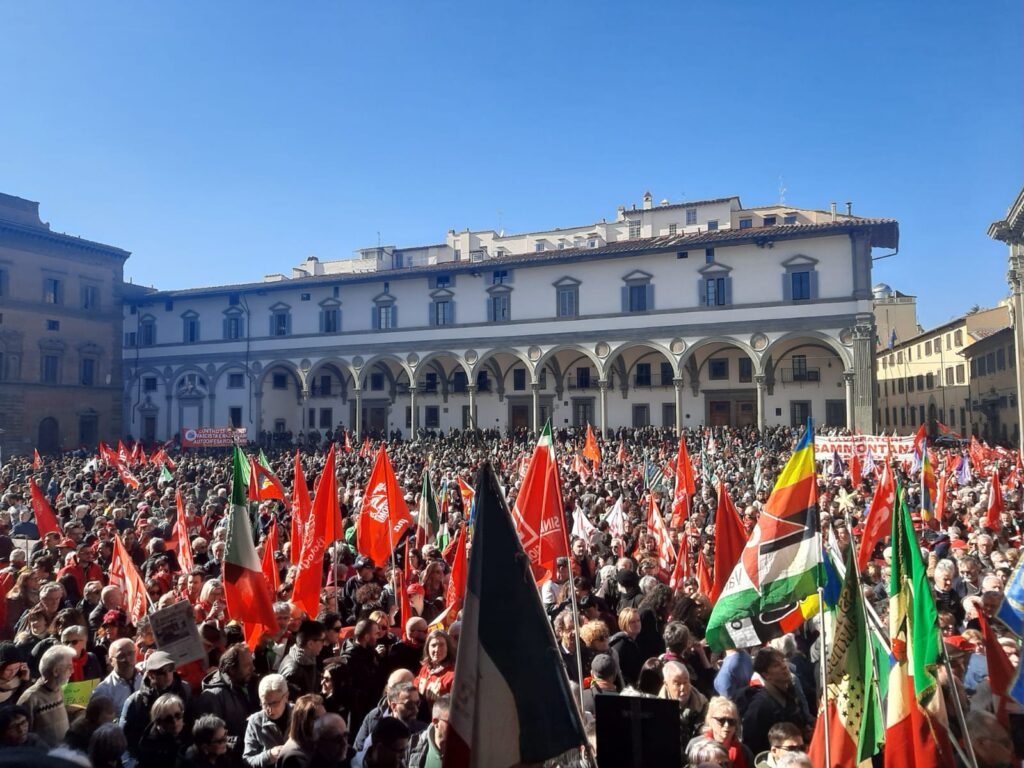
[739, 218, 753, 229]
[763, 216, 777, 227]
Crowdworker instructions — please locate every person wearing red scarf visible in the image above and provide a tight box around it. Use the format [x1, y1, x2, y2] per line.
[61, 626, 103, 683]
[687, 695, 754, 768]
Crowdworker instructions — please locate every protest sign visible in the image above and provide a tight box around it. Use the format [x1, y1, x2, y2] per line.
[150, 600, 205, 666]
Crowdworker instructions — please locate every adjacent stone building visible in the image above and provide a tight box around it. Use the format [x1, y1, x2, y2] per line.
[0, 193, 130, 456]
[960, 326, 1019, 445]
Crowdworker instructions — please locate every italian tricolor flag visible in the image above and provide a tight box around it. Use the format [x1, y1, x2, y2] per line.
[223, 447, 277, 628]
[883, 483, 953, 767]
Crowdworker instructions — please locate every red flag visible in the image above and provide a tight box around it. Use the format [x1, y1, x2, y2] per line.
[116, 463, 140, 489]
[249, 456, 287, 501]
[510, 425, 568, 579]
[151, 448, 177, 471]
[696, 550, 713, 597]
[32, 449, 41, 470]
[29, 480, 60, 538]
[445, 525, 468, 617]
[932, 473, 947, 530]
[711, 480, 746, 603]
[986, 470, 1004, 531]
[117, 440, 129, 465]
[616, 440, 626, 464]
[669, 535, 690, 591]
[571, 453, 591, 482]
[138, 446, 148, 465]
[582, 424, 601, 467]
[261, 517, 280, 595]
[173, 490, 195, 574]
[110, 534, 149, 625]
[672, 436, 695, 526]
[850, 454, 862, 486]
[977, 611, 1013, 727]
[969, 436, 986, 473]
[129, 442, 141, 465]
[911, 423, 927, 458]
[356, 446, 414, 567]
[857, 462, 896, 572]
[646, 497, 676, 579]
[343, 431, 353, 453]
[290, 451, 311, 566]
[293, 446, 342, 618]
[359, 436, 371, 458]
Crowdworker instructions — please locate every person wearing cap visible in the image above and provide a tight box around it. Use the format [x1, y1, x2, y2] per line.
[0, 640, 30, 707]
[580, 653, 621, 717]
[343, 556, 378, 623]
[90, 637, 142, 717]
[405, 581, 439, 626]
[121, 649, 193, 761]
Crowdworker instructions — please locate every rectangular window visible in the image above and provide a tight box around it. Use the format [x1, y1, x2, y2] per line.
[42, 354, 59, 384]
[300, 293, 311, 302]
[635, 363, 651, 387]
[322, 308, 340, 333]
[477, 371, 490, 392]
[377, 305, 394, 329]
[225, 316, 243, 340]
[739, 358, 753, 383]
[1010, 346, 1016, 368]
[435, 275, 451, 288]
[709, 358, 729, 380]
[945, 367, 954, 386]
[707, 220, 718, 231]
[489, 294, 510, 322]
[934, 336, 942, 352]
[628, 220, 641, 239]
[43, 277, 62, 305]
[318, 375, 332, 396]
[125, 332, 137, 348]
[908, 377, 915, 392]
[319, 408, 333, 428]
[184, 318, 200, 343]
[763, 215, 777, 226]
[660, 362, 673, 386]
[165, 300, 174, 311]
[960, 408, 966, 425]
[46, 319, 60, 331]
[81, 284, 99, 310]
[792, 355, 808, 380]
[433, 301, 453, 326]
[900, 407, 906, 427]
[739, 218, 753, 229]
[513, 369, 526, 391]
[628, 284, 648, 312]
[925, 341, 932, 356]
[535, 242, 545, 252]
[492, 270, 510, 285]
[783, 215, 797, 225]
[926, 373, 934, 389]
[791, 271, 811, 301]
[273, 312, 289, 336]
[228, 373, 244, 388]
[954, 329, 963, 346]
[557, 286, 578, 318]
[986, 352, 995, 374]
[705, 277, 728, 306]
[452, 371, 467, 393]
[897, 379, 904, 394]
[80, 358, 95, 386]
[272, 373, 287, 389]
[370, 372, 384, 390]
[705, 248, 715, 263]
[229, 293, 240, 306]
[997, 348, 1006, 370]
[425, 406, 440, 429]
[229, 407, 243, 428]
[956, 364, 965, 383]
[143, 376, 158, 392]
[668, 223, 678, 236]
[790, 400, 811, 427]
[685, 208, 697, 225]
[576, 367, 590, 389]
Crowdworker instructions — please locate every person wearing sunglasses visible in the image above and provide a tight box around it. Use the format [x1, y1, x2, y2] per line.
[690, 696, 753, 768]
[121, 650, 193, 765]
[136, 692, 187, 768]
[179, 714, 230, 768]
[755, 721, 806, 768]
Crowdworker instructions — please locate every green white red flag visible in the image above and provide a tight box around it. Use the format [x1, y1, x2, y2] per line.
[223, 447, 277, 628]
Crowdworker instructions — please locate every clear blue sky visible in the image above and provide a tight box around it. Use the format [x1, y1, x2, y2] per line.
[1, 1, 1019, 329]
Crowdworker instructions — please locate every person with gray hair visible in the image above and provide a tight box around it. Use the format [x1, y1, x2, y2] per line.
[776, 751, 814, 768]
[686, 736, 730, 765]
[17, 643, 75, 746]
[243, 673, 292, 767]
[61, 623, 104, 681]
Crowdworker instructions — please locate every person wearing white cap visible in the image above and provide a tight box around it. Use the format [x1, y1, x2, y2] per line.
[121, 650, 193, 765]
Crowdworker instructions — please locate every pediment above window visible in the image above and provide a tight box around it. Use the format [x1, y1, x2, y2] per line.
[372, 292, 396, 305]
[622, 269, 653, 283]
[699, 261, 733, 275]
[553, 276, 581, 288]
[319, 297, 342, 308]
[781, 254, 819, 268]
[429, 288, 454, 300]
[486, 284, 512, 296]
[268, 302, 291, 312]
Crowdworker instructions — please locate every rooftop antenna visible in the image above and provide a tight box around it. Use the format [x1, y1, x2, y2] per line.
[778, 175, 787, 205]
[497, 209, 503, 236]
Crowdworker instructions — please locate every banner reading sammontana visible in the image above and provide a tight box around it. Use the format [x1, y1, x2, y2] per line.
[813, 434, 914, 461]
[181, 427, 248, 448]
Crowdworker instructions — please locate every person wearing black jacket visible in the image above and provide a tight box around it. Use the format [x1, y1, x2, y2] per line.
[339, 619, 384, 733]
[193, 643, 259, 768]
[122, 651, 192, 765]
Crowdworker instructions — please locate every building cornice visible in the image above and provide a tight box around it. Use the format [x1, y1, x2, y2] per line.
[0, 219, 131, 261]
[989, 186, 1024, 244]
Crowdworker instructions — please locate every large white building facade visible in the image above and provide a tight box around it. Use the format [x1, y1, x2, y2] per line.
[121, 194, 896, 441]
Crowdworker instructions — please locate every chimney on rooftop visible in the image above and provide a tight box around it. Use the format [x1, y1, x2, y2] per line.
[846, 201, 852, 216]
[830, 202, 837, 222]
[643, 191, 653, 210]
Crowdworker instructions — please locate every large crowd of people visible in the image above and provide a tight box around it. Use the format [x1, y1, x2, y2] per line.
[0, 423, 1018, 767]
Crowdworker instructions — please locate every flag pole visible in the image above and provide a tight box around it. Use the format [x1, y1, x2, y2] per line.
[817, 586, 831, 768]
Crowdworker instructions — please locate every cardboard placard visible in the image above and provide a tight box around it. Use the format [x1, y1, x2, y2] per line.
[63, 678, 98, 708]
[150, 600, 205, 666]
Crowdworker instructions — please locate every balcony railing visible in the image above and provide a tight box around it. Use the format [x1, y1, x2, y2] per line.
[567, 378, 595, 390]
[780, 367, 821, 384]
[632, 374, 674, 388]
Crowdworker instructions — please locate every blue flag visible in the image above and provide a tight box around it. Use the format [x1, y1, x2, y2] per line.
[998, 552, 1024, 638]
